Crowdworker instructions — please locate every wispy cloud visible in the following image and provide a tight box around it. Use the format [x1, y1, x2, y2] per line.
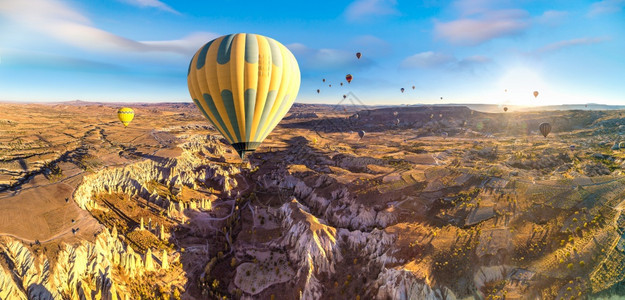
[435, 0, 530, 46]
[350, 35, 392, 56]
[0, 48, 124, 72]
[435, 9, 529, 46]
[400, 51, 455, 68]
[0, 0, 214, 55]
[400, 51, 491, 71]
[343, 0, 400, 22]
[532, 37, 608, 55]
[589, 0, 625, 16]
[287, 43, 373, 72]
[535, 10, 568, 25]
[118, 0, 180, 14]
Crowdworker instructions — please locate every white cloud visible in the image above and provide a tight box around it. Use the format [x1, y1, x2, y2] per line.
[118, 0, 180, 14]
[350, 35, 392, 56]
[400, 51, 491, 70]
[344, 0, 400, 22]
[0, 0, 214, 55]
[435, 9, 529, 45]
[533, 37, 608, 55]
[535, 10, 568, 25]
[589, 0, 625, 16]
[456, 55, 491, 69]
[287, 43, 373, 71]
[401, 51, 455, 68]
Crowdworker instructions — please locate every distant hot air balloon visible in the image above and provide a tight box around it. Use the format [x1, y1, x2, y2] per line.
[539, 122, 551, 138]
[329, 84, 332, 87]
[440, 97, 443, 100]
[340, 82, 343, 86]
[358, 130, 365, 139]
[187, 33, 301, 159]
[117, 108, 134, 127]
[400, 88, 405, 93]
[343, 95, 347, 99]
[503, 107, 508, 112]
[505, 89, 508, 92]
[323, 78, 326, 82]
[412, 86, 415, 90]
[356, 52, 362, 59]
[346, 74, 353, 84]
[533, 91, 539, 98]
[317, 89, 320, 94]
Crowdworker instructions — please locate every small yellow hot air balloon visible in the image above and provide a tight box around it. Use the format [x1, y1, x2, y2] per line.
[187, 33, 301, 159]
[117, 108, 134, 127]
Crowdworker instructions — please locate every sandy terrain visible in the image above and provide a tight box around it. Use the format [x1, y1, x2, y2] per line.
[0, 101, 624, 299]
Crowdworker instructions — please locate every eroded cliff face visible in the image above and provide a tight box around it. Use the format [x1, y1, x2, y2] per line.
[74, 135, 240, 220]
[270, 193, 453, 300]
[0, 227, 175, 300]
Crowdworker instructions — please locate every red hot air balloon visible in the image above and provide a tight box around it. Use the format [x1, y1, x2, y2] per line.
[346, 74, 353, 83]
[356, 52, 362, 59]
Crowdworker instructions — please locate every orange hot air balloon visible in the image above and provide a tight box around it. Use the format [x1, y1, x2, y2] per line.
[533, 91, 539, 98]
[346, 74, 353, 84]
[356, 52, 362, 59]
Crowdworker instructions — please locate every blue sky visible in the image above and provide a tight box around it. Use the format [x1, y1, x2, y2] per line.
[0, 0, 623, 106]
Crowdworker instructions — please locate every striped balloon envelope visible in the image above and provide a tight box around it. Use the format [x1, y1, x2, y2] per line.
[539, 122, 551, 138]
[117, 107, 134, 127]
[187, 33, 301, 159]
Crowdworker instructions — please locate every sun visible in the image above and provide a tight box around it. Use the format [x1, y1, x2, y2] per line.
[498, 67, 549, 106]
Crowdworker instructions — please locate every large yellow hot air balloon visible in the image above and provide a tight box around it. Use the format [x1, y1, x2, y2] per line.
[117, 108, 134, 127]
[187, 33, 301, 159]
